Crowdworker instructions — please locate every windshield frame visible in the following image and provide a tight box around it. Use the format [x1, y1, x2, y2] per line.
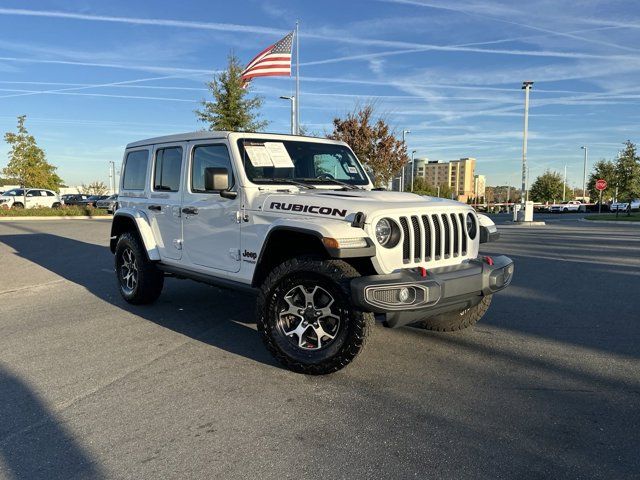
[236, 137, 371, 188]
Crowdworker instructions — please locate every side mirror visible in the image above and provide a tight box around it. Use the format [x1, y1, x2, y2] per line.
[204, 167, 237, 199]
[204, 167, 230, 191]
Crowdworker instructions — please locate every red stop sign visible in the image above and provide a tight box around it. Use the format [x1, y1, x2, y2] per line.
[595, 179, 607, 191]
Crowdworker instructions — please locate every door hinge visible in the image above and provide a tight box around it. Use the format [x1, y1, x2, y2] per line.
[229, 248, 240, 261]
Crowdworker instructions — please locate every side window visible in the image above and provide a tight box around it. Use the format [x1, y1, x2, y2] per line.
[153, 147, 183, 192]
[26, 190, 39, 197]
[122, 149, 149, 190]
[45, 191, 55, 197]
[191, 144, 233, 193]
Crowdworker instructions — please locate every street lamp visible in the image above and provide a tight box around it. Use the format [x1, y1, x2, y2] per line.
[280, 95, 296, 135]
[520, 81, 533, 212]
[410, 149, 417, 192]
[581, 146, 588, 201]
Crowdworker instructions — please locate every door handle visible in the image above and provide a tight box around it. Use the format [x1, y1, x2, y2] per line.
[148, 205, 162, 211]
[182, 206, 198, 215]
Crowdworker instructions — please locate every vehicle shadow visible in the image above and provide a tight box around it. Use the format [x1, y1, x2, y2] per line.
[0, 231, 279, 370]
[0, 365, 104, 479]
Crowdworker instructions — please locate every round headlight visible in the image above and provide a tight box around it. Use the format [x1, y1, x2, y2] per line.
[466, 212, 477, 239]
[375, 218, 392, 246]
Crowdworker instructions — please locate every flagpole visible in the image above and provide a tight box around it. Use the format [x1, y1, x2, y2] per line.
[295, 20, 300, 135]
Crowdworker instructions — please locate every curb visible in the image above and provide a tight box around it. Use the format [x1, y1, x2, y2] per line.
[0, 216, 112, 222]
[579, 218, 640, 226]
[505, 221, 547, 226]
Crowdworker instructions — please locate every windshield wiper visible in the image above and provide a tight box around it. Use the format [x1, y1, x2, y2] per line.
[256, 178, 316, 189]
[302, 178, 360, 190]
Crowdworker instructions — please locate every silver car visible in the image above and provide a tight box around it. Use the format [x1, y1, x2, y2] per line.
[96, 194, 118, 214]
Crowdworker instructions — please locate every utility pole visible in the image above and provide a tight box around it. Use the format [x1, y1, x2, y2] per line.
[581, 146, 588, 202]
[279, 96, 296, 135]
[563, 163, 567, 201]
[410, 150, 417, 192]
[521, 81, 533, 214]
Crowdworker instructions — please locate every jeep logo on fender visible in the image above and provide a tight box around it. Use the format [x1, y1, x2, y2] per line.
[269, 202, 347, 217]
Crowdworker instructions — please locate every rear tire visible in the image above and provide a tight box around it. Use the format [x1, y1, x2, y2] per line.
[114, 232, 164, 304]
[411, 295, 492, 332]
[12, 202, 24, 209]
[257, 257, 373, 375]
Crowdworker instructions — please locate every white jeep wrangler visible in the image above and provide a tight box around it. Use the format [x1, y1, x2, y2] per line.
[110, 131, 513, 374]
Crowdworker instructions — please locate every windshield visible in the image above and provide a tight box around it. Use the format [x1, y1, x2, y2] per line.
[237, 139, 369, 187]
[2, 189, 23, 196]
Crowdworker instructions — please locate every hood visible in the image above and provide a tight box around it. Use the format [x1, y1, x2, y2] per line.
[252, 188, 466, 221]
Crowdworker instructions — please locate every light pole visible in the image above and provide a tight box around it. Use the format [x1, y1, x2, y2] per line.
[401, 129, 410, 191]
[410, 150, 417, 192]
[280, 96, 296, 135]
[563, 163, 567, 201]
[581, 146, 588, 201]
[521, 81, 533, 213]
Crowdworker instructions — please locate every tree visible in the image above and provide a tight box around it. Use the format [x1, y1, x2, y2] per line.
[329, 104, 409, 188]
[529, 170, 565, 203]
[3, 115, 63, 191]
[81, 181, 109, 195]
[614, 140, 640, 201]
[587, 159, 616, 202]
[196, 53, 268, 132]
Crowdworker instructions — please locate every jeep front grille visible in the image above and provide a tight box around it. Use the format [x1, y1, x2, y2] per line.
[399, 213, 469, 264]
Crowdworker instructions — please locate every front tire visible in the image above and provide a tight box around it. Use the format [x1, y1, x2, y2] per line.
[115, 232, 164, 304]
[411, 295, 493, 332]
[257, 257, 373, 375]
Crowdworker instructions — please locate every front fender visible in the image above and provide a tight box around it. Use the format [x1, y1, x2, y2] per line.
[110, 208, 161, 261]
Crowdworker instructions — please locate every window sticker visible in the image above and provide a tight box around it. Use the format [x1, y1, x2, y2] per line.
[245, 145, 274, 167]
[346, 166, 358, 174]
[264, 142, 295, 168]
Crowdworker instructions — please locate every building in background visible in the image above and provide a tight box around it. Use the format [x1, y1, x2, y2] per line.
[474, 174, 486, 202]
[412, 157, 476, 201]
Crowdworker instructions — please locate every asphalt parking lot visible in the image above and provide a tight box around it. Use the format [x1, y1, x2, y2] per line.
[1, 219, 639, 479]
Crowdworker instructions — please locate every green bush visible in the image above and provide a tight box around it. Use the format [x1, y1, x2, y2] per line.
[0, 205, 111, 217]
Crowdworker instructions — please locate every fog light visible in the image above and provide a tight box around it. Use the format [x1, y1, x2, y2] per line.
[399, 287, 410, 303]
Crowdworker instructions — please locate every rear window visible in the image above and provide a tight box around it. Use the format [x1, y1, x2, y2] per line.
[122, 150, 149, 190]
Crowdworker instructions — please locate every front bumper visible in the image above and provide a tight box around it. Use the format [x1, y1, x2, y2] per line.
[351, 255, 514, 328]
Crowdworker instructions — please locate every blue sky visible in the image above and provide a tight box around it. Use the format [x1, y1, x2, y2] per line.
[0, 0, 638, 187]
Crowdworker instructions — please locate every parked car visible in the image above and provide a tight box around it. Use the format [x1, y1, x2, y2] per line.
[0, 188, 60, 209]
[549, 200, 583, 213]
[109, 130, 514, 374]
[61, 194, 89, 206]
[78, 195, 109, 208]
[610, 199, 640, 212]
[96, 194, 118, 213]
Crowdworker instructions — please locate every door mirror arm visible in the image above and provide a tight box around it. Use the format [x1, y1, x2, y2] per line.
[220, 189, 238, 200]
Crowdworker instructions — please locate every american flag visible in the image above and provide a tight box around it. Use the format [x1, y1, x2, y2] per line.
[241, 31, 294, 86]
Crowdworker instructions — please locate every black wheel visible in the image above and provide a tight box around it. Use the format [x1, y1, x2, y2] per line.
[563, 208, 568, 212]
[52, 202, 61, 209]
[257, 257, 373, 375]
[12, 202, 24, 209]
[114, 232, 164, 304]
[411, 295, 493, 332]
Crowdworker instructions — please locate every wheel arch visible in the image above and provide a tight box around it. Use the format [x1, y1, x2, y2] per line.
[251, 227, 328, 288]
[110, 210, 160, 261]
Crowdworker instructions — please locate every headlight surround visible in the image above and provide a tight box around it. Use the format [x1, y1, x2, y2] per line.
[375, 218, 392, 246]
[466, 212, 477, 239]
[375, 218, 401, 248]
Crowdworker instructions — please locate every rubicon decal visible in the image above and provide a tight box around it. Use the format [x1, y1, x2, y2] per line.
[269, 202, 347, 217]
